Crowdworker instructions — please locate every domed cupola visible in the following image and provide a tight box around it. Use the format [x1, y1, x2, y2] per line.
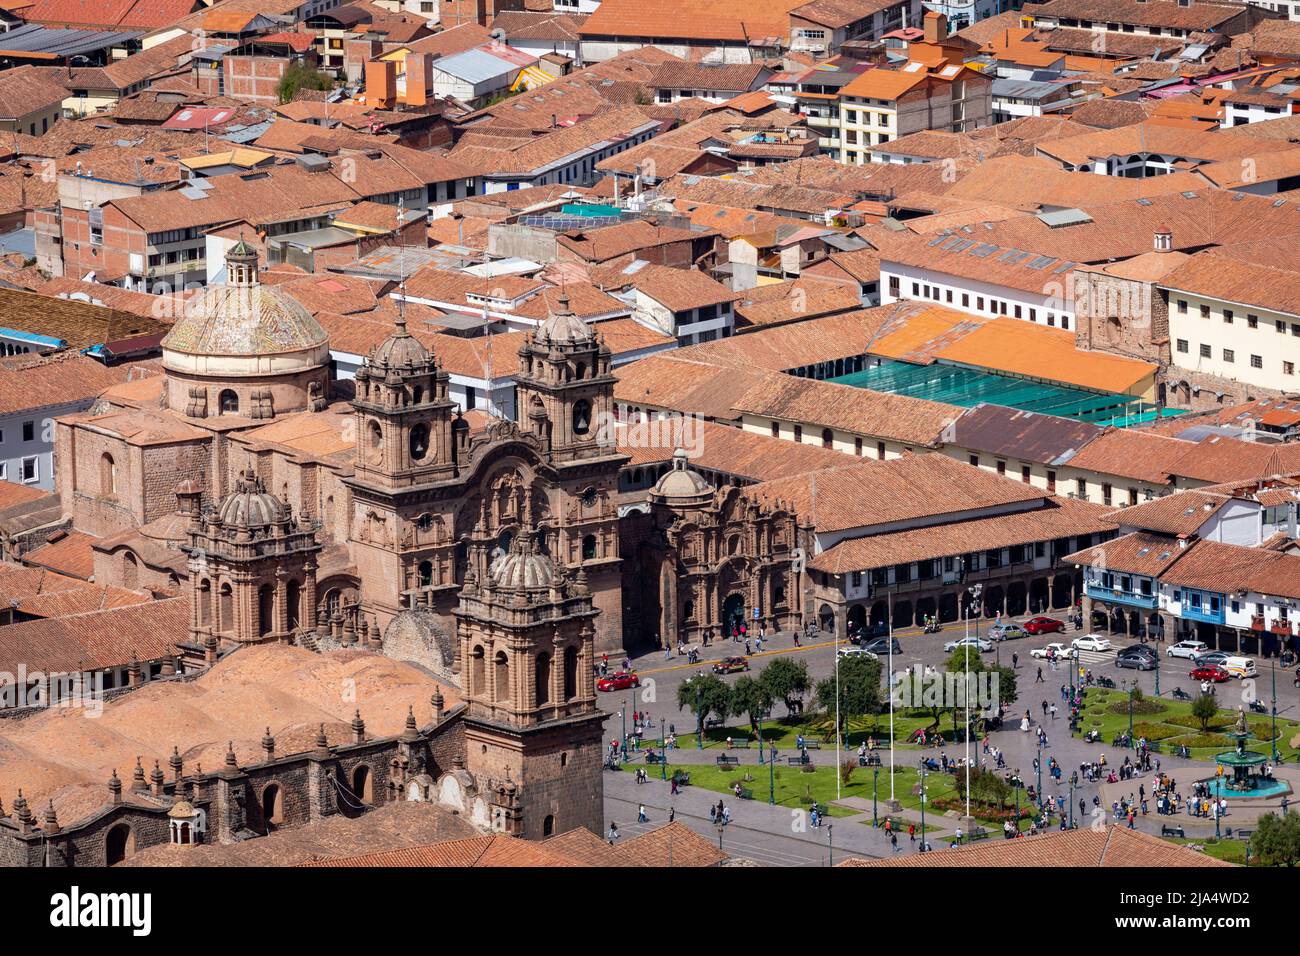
[535, 294, 593, 348]
[160, 238, 330, 420]
[369, 315, 432, 373]
[487, 530, 557, 592]
[649, 449, 714, 508]
[216, 469, 287, 529]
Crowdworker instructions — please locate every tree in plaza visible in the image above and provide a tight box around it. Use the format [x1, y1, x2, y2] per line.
[953, 765, 1012, 809]
[1249, 810, 1300, 866]
[759, 657, 811, 717]
[1191, 693, 1219, 732]
[676, 672, 731, 739]
[944, 648, 986, 738]
[815, 654, 882, 745]
[729, 674, 774, 737]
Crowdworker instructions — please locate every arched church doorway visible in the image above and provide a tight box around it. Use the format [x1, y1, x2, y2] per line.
[722, 593, 745, 635]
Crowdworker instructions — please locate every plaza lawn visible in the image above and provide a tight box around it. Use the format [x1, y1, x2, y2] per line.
[647, 760, 1031, 828]
[1072, 689, 1300, 762]
[674, 710, 951, 751]
[1169, 837, 1249, 865]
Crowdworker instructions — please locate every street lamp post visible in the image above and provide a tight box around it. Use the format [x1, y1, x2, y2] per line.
[1127, 679, 1135, 741]
[620, 700, 628, 759]
[1069, 771, 1077, 829]
[1214, 778, 1222, 840]
[757, 710, 764, 765]
[660, 717, 667, 781]
[872, 764, 879, 827]
[1035, 744, 1042, 810]
[827, 823, 833, 867]
[1154, 652, 1161, 697]
[918, 762, 928, 852]
[965, 584, 981, 824]
[1272, 659, 1280, 763]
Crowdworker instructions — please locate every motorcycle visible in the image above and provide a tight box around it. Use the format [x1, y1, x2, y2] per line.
[923, 619, 942, 634]
[1172, 687, 1192, 701]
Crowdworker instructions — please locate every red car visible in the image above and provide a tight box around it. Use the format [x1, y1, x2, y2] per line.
[712, 656, 750, 674]
[597, 671, 639, 692]
[1189, 664, 1230, 683]
[1023, 616, 1065, 635]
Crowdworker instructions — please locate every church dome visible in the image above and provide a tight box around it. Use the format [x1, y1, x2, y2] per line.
[535, 294, 593, 346]
[161, 242, 328, 373]
[369, 316, 430, 370]
[488, 532, 557, 591]
[217, 470, 286, 528]
[650, 449, 714, 505]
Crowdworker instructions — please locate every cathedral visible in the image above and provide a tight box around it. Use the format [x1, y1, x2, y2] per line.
[53, 244, 628, 660]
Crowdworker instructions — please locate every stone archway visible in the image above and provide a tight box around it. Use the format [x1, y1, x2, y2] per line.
[847, 603, 867, 638]
[818, 603, 835, 633]
[105, 823, 134, 865]
[1029, 578, 1049, 615]
[723, 593, 745, 635]
[1006, 581, 1027, 617]
[938, 592, 959, 624]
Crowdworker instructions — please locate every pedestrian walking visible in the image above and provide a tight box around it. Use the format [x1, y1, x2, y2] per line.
[908, 822, 916, 842]
[669, 806, 675, 823]
[607, 822, 620, 844]
[1050, 703, 1058, 721]
[1035, 666, 1044, 684]
[810, 807, 820, 829]
[891, 833, 899, 853]
[1012, 651, 1019, 670]
[638, 804, 648, 823]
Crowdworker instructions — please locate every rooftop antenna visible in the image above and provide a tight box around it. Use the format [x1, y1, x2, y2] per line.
[396, 196, 407, 325]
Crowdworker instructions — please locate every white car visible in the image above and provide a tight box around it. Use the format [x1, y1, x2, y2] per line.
[943, 636, 992, 653]
[1167, 640, 1209, 660]
[1030, 642, 1078, 660]
[837, 647, 878, 661]
[1071, 635, 1112, 653]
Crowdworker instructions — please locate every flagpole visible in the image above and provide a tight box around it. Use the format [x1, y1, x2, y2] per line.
[835, 616, 841, 801]
[888, 590, 895, 802]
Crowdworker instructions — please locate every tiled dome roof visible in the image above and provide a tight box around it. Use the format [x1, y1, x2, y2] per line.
[369, 316, 430, 370]
[488, 532, 556, 591]
[650, 449, 714, 504]
[162, 283, 328, 357]
[535, 294, 593, 346]
[216, 470, 286, 528]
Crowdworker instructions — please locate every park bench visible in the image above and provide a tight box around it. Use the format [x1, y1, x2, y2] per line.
[704, 717, 724, 730]
[671, 771, 690, 787]
[968, 827, 990, 841]
[1161, 824, 1186, 838]
[729, 737, 751, 748]
[716, 755, 740, 768]
[1227, 827, 1253, 840]
[738, 788, 755, 800]
[859, 754, 883, 767]
[645, 752, 661, 765]
[1144, 741, 1162, 753]
[805, 740, 822, 750]
[787, 755, 810, 766]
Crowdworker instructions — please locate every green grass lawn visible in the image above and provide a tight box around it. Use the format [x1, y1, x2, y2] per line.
[1073, 688, 1300, 762]
[1169, 837, 1249, 865]
[641, 759, 1033, 829]
[673, 710, 959, 751]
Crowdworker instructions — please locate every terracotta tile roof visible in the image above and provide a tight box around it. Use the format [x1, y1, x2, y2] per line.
[586, 317, 674, 354]
[1164, 435, 1300, 485]
[1037, 121, 1293, 170]
[22, 530, 98, 580]
[617, 821, 728, 866]
[578, 0, 800, 43]
[1065, 427, 1193, 486]
[940, 154, 1207, 210]
[1031, 0, 1252, 31]
[649, 62, 770, 92]
[0, 66, 68, 121]
[617, 417, 849, 481]
[277, 273, 383, 316]
[0, 480, 51, 512]
[0, 594, 182, 675]
[556, 220, 706, 265]
[811, 496, 1116, 573]
[15, 585, 150, 619]
[631, 264, 736, 313]
[402, 22, 494, 58]
[0, 565, 89, 606]
[301, 833, 586, 867]
[0, 352, 150, 416]
[734, 277, 861, 330]
[747, 452, 1047, 534]
[614, 354, 784, 421]
[732, 375, 961, 447]
[449, 109, 661, 178]
[1161, 538, 1300, 601]
[1108, 491, 1230, 536]
[1160, 244, 1300, 320]
[673, 305, 896, 370]
[842, 824, 1231, 866]
[20, 0, 201, 29]
[1068, 97, 1157, 130]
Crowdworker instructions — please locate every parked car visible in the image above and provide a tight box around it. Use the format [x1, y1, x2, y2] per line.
[1030, 642, 1078, 660]
[1071, 635, 1112, 652]
[859, 636, 902, 655]
[943, 636, 992, 653]
[988, 623, 1029, 642]
[712, 656, 750, 674]
[597, 671, 639, 692]
[1192, 651, 1229, 668]
[848, 622, 889, 644]
[1023, 616, 1065, 635]
[1167, 640, 1209, 660]
[1115, 646, 1157, 671]
[836, 647, 878, 662]
[1189, 664, 1230, 683]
